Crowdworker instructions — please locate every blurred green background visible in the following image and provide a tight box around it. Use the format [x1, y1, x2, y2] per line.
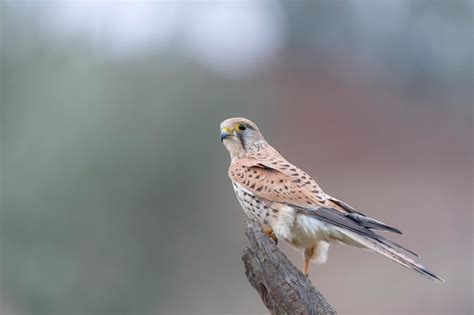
[1, 1, 472, 314]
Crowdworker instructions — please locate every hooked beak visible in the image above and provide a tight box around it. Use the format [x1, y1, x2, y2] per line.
[220, 131, 231, 142]
[220, 127, 234, 142]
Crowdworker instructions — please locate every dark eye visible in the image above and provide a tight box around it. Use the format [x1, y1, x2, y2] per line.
[238, 124, 246, 131]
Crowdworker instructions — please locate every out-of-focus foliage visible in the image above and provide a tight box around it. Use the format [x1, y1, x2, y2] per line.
[1, 1, 472, 315]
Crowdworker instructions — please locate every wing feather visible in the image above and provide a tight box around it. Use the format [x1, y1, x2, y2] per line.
[228, 156, 326, 208]
[328, 197, 402, 234]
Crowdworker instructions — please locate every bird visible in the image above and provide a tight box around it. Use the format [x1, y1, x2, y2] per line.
[220, 117, 444, 282]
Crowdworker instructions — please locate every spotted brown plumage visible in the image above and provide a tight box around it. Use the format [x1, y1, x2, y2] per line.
[220, 117, 444, 282]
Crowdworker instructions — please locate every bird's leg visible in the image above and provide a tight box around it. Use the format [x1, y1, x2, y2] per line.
[303, 247, 315, 277]
[263, 226, 278, 244]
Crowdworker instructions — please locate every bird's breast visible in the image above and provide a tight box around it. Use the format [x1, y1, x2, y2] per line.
[232, 182, 271, 224]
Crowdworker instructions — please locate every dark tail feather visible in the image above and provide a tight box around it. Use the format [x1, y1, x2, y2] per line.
[378, 235, 419, 257]
[339, 228, 445, 282]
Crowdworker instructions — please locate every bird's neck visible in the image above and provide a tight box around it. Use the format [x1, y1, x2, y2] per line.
[231, 140, 269, 161]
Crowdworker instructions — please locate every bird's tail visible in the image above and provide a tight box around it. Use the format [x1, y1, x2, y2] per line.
[338, 228, 444, 282]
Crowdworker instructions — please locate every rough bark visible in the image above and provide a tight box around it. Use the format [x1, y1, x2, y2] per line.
[242, 220, 337, 315]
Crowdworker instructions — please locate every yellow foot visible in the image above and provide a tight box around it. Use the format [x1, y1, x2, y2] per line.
[263, 226, 278, 244]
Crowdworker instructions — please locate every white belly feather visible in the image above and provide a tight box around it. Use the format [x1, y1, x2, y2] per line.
[271, 204, 331, 247]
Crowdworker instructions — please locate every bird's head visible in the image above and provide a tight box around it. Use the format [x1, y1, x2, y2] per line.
[220, 117, 265, 158]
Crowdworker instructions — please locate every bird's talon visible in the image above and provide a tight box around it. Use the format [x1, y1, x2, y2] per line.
[263, 227, 278, 244]
[270, 234, 278, 245]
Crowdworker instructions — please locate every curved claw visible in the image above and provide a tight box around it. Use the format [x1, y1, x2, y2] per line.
[263, 226, 278, 244]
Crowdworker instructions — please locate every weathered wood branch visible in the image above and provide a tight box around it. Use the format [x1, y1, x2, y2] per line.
[242, 220, 337, 315]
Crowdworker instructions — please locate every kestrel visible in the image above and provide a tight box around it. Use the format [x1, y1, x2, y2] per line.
[220, 117, 444, 282]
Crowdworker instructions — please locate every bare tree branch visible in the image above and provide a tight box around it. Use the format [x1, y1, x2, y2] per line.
[242, 220, 337, 315]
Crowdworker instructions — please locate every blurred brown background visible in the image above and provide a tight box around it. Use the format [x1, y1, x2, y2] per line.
[1, 1, 473, 315]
